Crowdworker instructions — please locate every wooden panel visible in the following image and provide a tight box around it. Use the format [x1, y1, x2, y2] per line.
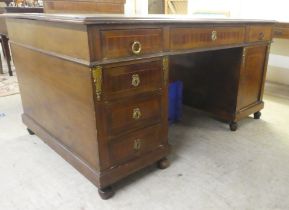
[247, 25, 272, 42]
[237, 45, 267, 110]
[108, 124, 163, 166]
[105, 94, 162, 136]
[6, 18, 90, 61]
[274, 25, 289, 39]
[44, 1, 125, 14]
[170, 26, 245, 50]
[102, 58, 163, 100]
[101, 28, 163, 59]
[10, 43, 100, 170]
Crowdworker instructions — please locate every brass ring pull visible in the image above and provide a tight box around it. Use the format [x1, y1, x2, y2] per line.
[132, 74, 140, 87]
[134, 139, 142, 151]
[211, 30, 217, 41]
[131, 41, 142, 55]
[132, 108, 142, 120]
[259, 32, 265, 40]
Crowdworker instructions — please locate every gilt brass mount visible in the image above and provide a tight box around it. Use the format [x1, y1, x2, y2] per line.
[92, 66, 102, 101]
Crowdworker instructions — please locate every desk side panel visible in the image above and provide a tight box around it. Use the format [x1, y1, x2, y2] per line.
[11, 44, 100, 172]
[6, 19, 90, 62]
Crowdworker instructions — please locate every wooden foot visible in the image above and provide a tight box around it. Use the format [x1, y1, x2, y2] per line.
[27, 128, 35, 135]
[229, 122, 238, 132]
[254, 111, 261, 119]
[98, 186, 114, 200]
[157, 157, 170, 169]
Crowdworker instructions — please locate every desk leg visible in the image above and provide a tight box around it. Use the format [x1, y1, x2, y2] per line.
[0, 52, 3, 74]
[98, 186, 114, 200]
[157, 157, 170, 169]
[229, 121, 238, 132]
[27, 128, 35, 135]
[254, 111, 262, 119]
[1, 35, 13, 76]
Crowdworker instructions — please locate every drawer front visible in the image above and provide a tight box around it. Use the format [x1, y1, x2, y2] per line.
[170, 26, 245, 50]
[105, 94, 162, 135]
[103, 59, 163, 100]
[109, 124, 162, 166]
[247, 25, 272, 42]
[274, 26, 289, 39]
[101, 28, 163, 59]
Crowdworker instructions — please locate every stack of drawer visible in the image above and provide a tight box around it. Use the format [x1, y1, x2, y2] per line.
[96, 28, 169, 170]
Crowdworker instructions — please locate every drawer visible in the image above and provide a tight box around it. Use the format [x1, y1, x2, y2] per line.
[108, 124, 163, 166]
[105, 94, 162, 136]
[247, 25, 272, 42]
[274, 26, 289, 39]
[102, 59, 163, 100]
[170, 26, 245, 50]
[101, 28, 163, 59]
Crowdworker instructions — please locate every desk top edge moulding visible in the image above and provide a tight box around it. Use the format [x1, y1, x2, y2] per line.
[5, 14, 275, 199]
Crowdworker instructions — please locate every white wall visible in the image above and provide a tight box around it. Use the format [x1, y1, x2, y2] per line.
[125, 0, 148, 15]
[188, 0, 289, 21]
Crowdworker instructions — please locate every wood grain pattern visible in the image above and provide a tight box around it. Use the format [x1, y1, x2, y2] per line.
[102, 58, 163, 100]
[101, 28, 163, 59]
[10, 43, 100, 170]
[237, 45, 267, 110]
[105, 94, 162, 137]
[170, 26, 245, 50]
[108, 124, 162, 166]
[274, 23, 289, 39]
[44, 0, 125, 14]
[246, 25, 273, 42]
[6, 18, 90, 61]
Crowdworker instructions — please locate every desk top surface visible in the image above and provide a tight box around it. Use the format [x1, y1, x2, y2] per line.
[4, 13, 276, 25]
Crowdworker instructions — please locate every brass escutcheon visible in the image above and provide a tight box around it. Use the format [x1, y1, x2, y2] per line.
[131, 41, 142, 55]
[132, 74, 140, 87]
[134, 139, 142, 151]
[211, 30, 218, 41]
[132, 108, 142, 120]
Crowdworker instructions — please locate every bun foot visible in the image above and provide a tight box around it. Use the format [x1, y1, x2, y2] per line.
[254, 111, 261, 119]
[157, 157, 170, 169]
[98, 186, 114, 200]
[229, 122, 238, 132]
[27, 128, 35, 135]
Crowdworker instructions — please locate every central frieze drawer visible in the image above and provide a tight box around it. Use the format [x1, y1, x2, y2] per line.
[108, 124, 163, 166]
[102, 58, 163, 100]
[101, 28, 163, 59]
[170, 26, 245, 50]
[105, 94, 162, 136]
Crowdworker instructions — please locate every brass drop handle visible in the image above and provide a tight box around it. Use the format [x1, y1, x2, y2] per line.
[131, 41, 142, 55]
[211, 30, 218, 41]
[134, 139, 142, 151]
[131, 74, 140, 87]
[132, 108, 142, 120]
[258, 32, 265, 40]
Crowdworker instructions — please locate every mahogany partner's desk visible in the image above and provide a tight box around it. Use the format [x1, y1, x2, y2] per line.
[5, 14, 274, 199]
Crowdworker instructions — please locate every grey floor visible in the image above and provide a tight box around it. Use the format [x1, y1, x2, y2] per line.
[1, 92, 289, 210]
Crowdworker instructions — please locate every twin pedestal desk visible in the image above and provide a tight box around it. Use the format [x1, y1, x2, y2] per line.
[6, 14, 274, 199]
